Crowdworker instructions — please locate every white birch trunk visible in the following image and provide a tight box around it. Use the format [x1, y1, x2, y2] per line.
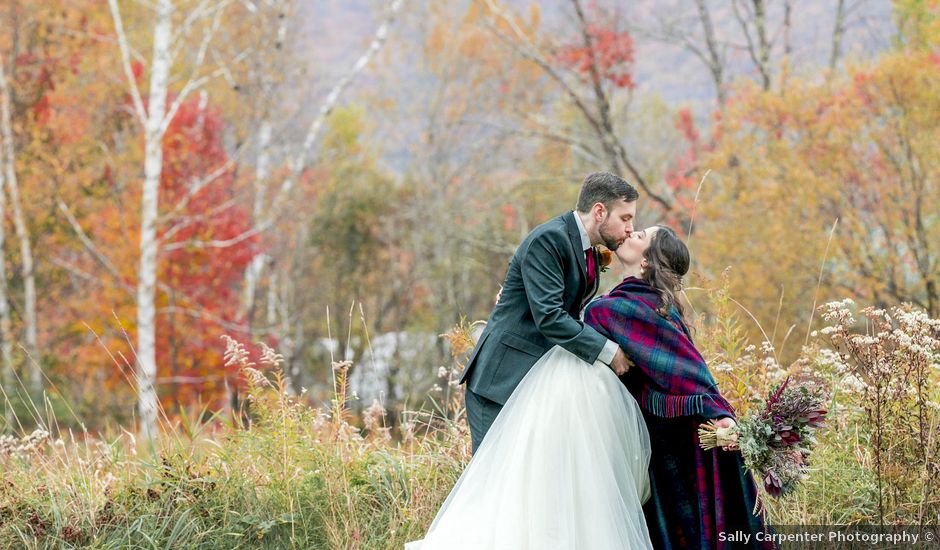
[0, 106, 12, 428]
[239, 0, 288, 339]
[241, 119, 272, 325]
[136, 0, 174, 441]
[0, 58, 39, 395]
[110, 0, 233, 436]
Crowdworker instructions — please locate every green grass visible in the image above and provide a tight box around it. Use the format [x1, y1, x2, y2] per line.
[763, 421, 880, 525]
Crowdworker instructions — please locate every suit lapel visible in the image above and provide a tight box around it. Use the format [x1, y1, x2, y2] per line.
[564, 212, 588, 282]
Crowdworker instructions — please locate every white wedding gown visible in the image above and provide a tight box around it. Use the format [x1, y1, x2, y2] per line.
[406, 345, 653, 550]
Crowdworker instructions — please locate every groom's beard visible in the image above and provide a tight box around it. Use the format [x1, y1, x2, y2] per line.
[598, 219, 625, 251]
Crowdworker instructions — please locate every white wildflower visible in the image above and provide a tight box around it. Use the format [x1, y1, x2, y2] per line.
[242, 366, 273, 389]
[839, 374, 867, 393]
[712, 362, 733, 372]
[221, 335, 254, 368]
[850, 335, 878, 346]
[258, 342, 284, 368]
[363, 399, 387, 432]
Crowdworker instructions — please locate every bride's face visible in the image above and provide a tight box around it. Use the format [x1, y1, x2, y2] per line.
[615, 226, 658, 268]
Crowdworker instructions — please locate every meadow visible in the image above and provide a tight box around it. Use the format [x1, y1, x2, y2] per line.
[1, 282, 936, 549]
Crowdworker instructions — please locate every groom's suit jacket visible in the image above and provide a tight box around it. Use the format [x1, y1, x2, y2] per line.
[459, 212, 609, 405]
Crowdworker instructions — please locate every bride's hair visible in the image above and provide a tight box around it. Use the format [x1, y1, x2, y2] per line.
[642, 226, 690, 319]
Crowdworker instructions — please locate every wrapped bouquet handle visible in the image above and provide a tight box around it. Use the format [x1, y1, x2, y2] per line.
[698, 420, 740, 450]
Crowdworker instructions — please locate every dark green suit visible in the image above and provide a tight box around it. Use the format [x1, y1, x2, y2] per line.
[460, 212, 608, 451]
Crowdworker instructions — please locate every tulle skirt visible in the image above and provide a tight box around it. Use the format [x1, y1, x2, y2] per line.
[406, 345, 653, 550]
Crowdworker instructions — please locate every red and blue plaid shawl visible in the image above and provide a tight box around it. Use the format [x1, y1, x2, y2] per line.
[584, 276, 735, 420]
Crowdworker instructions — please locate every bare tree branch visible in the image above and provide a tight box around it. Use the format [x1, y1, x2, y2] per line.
[731, 0, 772, 91]
[693, 0, 727, 105]
[162, 224, 264, 252]
[266, 0, 405, 224]
[829, 0, 848, 73]
[107, 0, 148, 126]
[157, 197, 243, 245]
[161, 6, 234, 134]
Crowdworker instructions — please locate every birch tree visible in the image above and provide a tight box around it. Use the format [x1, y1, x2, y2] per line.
[109, 0, 231, 439]
[0, 40, 39, 397]
[0, 61, 11, 428]
[236, 0, 294, 342]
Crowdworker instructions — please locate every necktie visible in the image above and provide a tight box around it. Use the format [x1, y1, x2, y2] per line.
[585, 248, 597, 289]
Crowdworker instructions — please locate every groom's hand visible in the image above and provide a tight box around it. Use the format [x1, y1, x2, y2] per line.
[609, 348, 633, 376]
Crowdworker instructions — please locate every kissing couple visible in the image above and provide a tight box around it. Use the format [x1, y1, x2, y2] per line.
[407, 172, 773, 549]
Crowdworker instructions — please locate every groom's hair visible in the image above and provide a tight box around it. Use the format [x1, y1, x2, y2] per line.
[576, 172, 639, 213]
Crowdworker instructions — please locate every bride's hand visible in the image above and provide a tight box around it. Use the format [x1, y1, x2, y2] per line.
[609, 348, 633, 375]
[713, 417, 739, 451]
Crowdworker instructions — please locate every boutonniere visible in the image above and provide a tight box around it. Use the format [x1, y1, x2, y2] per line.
[596, 247, 613, 273]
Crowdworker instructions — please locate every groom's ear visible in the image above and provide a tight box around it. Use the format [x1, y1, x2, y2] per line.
[592, 202, 607, 222]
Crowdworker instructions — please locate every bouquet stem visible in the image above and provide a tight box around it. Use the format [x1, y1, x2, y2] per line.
[698, 420, 739, 450]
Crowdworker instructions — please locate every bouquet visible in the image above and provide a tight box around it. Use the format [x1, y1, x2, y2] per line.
[698, 377, 828, 499]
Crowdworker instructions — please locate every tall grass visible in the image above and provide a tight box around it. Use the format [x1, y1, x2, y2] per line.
[0, 287, 937, 547]
[0, 333, 471, 549]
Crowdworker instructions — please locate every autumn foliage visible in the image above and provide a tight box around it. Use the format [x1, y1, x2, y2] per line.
[555, 22, 636, 89]
[692, 48, 940, 355]
[155, 97, 258, 407]
[0, 0, 936, 439]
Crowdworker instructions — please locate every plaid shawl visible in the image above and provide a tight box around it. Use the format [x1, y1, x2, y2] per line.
[584, 276, 735, 420]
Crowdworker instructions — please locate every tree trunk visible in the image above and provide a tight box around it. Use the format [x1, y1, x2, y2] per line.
[136, 0, 174, 441]
[693, 0, 725, 105]
[753, 0, 772, 91]
[0, 112, 12, 430]
[732, 0, 772, 92]
[828, 0, 847, 74]
[242, 119, 273, 337]
[0, 54, 39, 396]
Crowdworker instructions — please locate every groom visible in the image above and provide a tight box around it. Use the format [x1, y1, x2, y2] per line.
[460, 172, 638, 452]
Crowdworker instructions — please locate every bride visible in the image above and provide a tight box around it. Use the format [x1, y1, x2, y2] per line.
[405, 227, 668, 550]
